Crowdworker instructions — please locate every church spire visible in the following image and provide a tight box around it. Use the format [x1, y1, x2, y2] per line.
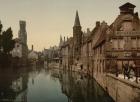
[74, 10, 81, 26]
[59, 35, 63, 47]
[60, 35, 62, 42]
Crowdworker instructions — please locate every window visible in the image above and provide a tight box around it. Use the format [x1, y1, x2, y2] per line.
[119, 39, 125, 50]
[120, 21, 133, 31]
[100, 46, 102, 54]
[131, 38, 137, 49]
[112, 39, 118, 50]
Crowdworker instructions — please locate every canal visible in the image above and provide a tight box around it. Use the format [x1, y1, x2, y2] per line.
[0, 66, 114, 102]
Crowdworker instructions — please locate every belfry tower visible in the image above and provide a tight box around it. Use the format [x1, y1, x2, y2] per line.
[18, 20, 28, 62]
[18, 21, 27, 45]
[73, 11, 82, 60]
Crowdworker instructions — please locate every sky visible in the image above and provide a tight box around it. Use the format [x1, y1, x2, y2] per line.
[0, 0, 140, 51]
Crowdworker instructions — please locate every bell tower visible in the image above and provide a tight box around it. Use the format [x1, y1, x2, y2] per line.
[18, 20, 28, 61]
[18, 20, 27, 45]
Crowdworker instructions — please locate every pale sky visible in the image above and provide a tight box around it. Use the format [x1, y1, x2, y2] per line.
[0, 0, 140, 51]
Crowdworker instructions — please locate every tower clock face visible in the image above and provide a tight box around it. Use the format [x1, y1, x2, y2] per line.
[120, 21, 133, 31]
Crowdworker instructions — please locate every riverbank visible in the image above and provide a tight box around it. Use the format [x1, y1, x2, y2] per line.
[57, 64, 140, 102]
[94, 73, 140, 102]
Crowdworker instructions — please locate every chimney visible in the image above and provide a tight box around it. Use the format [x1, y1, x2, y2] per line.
[32, 45, 34, 51]
[135, 12, 138, 17]
[119, 2, 136, 15]
[87, 28, 90, 33]
[96, 21, 100, 27]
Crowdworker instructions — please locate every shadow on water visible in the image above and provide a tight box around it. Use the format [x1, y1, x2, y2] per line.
[0, 65, 114, 102]
[0, 66, 29, 102]
[59, 70, 114, 102]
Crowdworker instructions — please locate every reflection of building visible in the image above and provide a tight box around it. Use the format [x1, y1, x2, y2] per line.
[12, 73, 28, 102]
[59, 71, 114, 102]
[0, 68, 28, 102]
[11, 77, 23, 92]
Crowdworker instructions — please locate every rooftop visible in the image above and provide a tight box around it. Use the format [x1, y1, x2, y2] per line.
[119, 2, 136, 9]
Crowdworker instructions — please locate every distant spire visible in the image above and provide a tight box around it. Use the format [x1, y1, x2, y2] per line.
[31, 45, 34, 51]
[74, 10, 81, 26]
[59, 35, 63, 47]
[64, 37, 65, 42]
[60, 35, 62, 42]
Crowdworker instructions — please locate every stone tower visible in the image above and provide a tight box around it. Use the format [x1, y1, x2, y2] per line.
[73, 11, 82, 60]
[18, 20, 28, 62]
[18, 21, 27, 45]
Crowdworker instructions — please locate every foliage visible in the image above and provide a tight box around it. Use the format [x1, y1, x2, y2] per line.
[1, 28, 15, 54]
[0, 23, 3, 49]
[0, 23, 15, 54]
[0, 22, 15, 67]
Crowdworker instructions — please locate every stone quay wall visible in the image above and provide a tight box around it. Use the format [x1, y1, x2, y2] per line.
[94, 73, 140, 102]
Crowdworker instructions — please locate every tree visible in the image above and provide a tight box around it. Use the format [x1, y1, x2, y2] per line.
[1, 27, 15, 54]
[0, 23, 15, 67]
[0, 23, 3, 51]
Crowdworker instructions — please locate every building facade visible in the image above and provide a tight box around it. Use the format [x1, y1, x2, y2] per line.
[105, 3, 140, 74]
[60, 2, 140, 77]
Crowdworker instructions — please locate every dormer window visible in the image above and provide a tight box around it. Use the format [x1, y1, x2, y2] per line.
[120, 21, 133, 31]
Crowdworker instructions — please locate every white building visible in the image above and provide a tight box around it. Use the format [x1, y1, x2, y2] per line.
[11, 38, 22, 58]
[28, 45, 38, 61]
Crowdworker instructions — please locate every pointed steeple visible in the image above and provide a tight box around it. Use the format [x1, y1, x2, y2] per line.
[59, 35, 63, 47]
[74, 10, 81, 26]
[64, 36, 65, 42]
[60, 35, 62, 42]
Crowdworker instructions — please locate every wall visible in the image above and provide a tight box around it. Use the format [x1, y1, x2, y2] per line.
[94, 73, 140, 102]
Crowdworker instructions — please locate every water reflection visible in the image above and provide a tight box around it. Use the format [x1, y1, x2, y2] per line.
[0, 68, 28, 102]
[59, 71, 114, 102]
[0, 66, 114, 102]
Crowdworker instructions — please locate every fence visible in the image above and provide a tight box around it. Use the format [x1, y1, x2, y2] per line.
[107, 60, 140, 83]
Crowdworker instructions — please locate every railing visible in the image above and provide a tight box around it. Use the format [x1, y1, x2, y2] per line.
[134, 66, 140, 83]
[107, 62, 140, 83]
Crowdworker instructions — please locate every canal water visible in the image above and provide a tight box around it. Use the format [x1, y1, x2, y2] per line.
[0, 66, 114, 102]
